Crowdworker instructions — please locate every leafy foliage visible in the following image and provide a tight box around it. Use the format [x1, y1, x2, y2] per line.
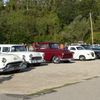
[0, 0, 100, 44]
[62, 15, 89, 43]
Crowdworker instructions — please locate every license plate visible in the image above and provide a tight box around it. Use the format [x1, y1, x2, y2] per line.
[32, 60, 37, 63]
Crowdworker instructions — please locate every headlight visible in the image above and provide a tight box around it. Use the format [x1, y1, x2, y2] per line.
[2, 58, 7, 63]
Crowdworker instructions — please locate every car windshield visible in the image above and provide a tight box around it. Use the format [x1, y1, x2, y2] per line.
[50, 43, 59, 49]
[11, 46, 27, 52]
[81, 45, 91, 50]
[91, 47, 100, 50]
[76, 46, 85, 50]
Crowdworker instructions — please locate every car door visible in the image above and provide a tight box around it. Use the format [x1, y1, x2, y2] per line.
[68, 47, 78, 59]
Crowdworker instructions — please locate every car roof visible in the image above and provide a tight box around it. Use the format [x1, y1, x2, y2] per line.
[0, 44, 23, 47]
[68, 45, 83, 47]
[33, 42, 58, 44]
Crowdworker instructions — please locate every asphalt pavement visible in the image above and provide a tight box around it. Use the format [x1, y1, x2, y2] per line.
[1, 76, 100, 100]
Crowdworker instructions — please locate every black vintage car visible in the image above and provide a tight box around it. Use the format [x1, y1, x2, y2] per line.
[81, 45, 100, 59]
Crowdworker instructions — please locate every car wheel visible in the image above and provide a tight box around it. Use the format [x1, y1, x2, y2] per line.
[79, 55, 86, 61]
[52, 56, 60, 64]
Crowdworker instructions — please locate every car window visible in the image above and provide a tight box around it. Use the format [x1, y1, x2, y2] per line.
[39, 44, 48, 49]
[2, 47, 10, 52]
[76, 47, 84, 50]
[11, 46, 27, 52]
[50, 43, 59, 49]
[81, 45, 91, 50]
[92, 47, 100, 50]
[70, 47, 76, 50]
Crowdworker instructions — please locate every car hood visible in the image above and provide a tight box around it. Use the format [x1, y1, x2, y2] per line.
[0, 54, 22, 65]
[77, 50, 94, 53]
[6, 51, 43, 56]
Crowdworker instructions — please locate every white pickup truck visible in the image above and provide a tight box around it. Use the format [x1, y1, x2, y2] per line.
[0, 44, 45, 66]
[0, 53, 27, 72]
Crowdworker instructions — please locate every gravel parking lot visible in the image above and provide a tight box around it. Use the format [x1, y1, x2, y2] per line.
[0, 60, 100, 95]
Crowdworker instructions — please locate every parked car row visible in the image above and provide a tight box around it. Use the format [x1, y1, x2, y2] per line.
[0, 44, 45, 73]
[0, 42, 100, 73]
[32, 42, 98, 61]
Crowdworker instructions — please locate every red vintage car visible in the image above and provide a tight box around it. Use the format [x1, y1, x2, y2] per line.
[32, 42, 73, 63]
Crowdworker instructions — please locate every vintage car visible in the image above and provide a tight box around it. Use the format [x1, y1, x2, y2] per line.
[0, 44, 45, 66]
[67, 45, 96, 61]
[32, 42, 73, 63]
[0, 53, 27, 72]
[81, 44, 100, 59]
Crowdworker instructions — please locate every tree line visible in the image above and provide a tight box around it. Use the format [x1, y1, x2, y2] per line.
[0, 0, 100, 44]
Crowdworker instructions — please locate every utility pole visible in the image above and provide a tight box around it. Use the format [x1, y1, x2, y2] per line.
[26, 0, 29, 11]
[89, 12, 94, 45]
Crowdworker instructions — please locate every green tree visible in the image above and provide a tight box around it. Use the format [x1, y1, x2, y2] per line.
[79, 0, 99, 20]
[56, 0, 79, 25]
[0, 0, 100, 44]
[61, 15, 89, 43]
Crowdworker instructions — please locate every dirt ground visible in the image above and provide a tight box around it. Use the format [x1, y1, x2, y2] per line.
[0, 60, 100, 95]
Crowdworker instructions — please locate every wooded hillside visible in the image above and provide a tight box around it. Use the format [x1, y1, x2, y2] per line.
[0, 0, 100, 44]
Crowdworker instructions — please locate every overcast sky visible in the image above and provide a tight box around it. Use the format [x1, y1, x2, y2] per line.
[3, 0, 9, 3]
[3, 0, 9, 6]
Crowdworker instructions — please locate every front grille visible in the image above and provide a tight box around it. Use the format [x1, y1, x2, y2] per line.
[2, 61, 23, 72]
[32, 57, 42, 60]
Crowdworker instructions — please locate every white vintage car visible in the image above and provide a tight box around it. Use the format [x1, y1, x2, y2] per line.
[67, 45, 96, 60]
[0, 44, 45, 65]
[0, 53, 27, 72]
